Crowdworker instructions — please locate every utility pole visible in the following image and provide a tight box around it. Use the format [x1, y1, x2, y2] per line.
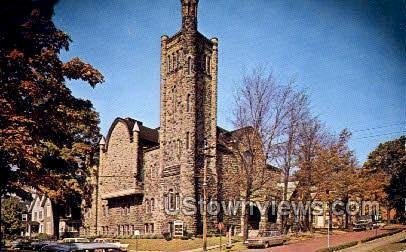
[202, 137, 216, 251]
[0, 195, 3, 252]
[94, 165, 99, 236]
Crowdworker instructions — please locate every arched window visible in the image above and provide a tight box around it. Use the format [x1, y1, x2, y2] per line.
[172, 86, 176, 112]
[186, 132, 190, 150]
[177, 139, 181, 159]
[169, 189, 175, 210]
[151, 198, 155, 211]
[206, 56, 211, 73]
[173, 53, 176, 70]
[175, 193, 180, 210]
[186, 94, 191, 112]
[174, 51, 178, 69]
[188, 56, 192, 75]
[163, 194, 168, 209]
[145, 199, 150, 213]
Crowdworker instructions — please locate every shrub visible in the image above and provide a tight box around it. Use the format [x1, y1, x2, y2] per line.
[150, 234, 164, 239]
[35, 233, 54, 240]
[162, 232, 172, 241]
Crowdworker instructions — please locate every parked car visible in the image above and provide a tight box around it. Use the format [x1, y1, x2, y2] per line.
[60, 237, 91, 243]
[10, 238, 33, 250]
[353, 219, 373, 231]
[372, 221, 386, 229]
[31, 240, 56, 250]
[40, 242, 123, 251]
[93, 238, 129, 251]
[245, 230, 287, 248]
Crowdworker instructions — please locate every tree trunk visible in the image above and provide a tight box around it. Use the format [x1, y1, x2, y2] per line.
[343, 197, 349, 229]
[386, 207, 391, 224]
[52, 202, 61, 239]
[281, 172, 289, 233]
[243, 186, 251, 241]
[328, 202, 333, 231]
[243, 205, 249, 241]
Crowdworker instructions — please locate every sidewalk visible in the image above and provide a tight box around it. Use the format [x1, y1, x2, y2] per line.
[128, 243, 227, 252]
[341, 230, 406, 252]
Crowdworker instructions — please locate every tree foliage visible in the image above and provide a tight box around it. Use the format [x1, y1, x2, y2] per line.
[0, 0, 104, 207]
[363, 136, 406, 222]
[1, 196, 27, 238]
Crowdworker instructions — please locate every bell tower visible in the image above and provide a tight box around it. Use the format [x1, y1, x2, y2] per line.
[181, 0, 198, 31]
[159, 0, 218, 234]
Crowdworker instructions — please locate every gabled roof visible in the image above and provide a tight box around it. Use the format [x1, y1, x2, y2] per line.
[28, 194, 39, 212]
[104, 117, 159, 150]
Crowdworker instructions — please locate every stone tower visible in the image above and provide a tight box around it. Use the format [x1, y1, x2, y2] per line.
[159, 0, 219, 234]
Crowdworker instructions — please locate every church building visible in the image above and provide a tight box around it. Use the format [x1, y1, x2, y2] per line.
[82, 0, 279, 237]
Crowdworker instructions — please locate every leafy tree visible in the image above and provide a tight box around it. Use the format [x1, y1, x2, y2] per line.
[0, 0, 104, 236]
[296, 129, 360, 230]
[363, 136, 406, 222]
[1, 197, 27, 238]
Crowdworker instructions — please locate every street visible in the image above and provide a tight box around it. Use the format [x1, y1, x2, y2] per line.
[244, 229, 398, 252]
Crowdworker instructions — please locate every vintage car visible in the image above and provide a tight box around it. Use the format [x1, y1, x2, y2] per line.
[353, 219, 373, 231]
[93, 238, 129, 251]
[10, 238, 33, 250]
[245, 230, 287, 248]
[60, 238, 91, 243]
[40, 242, 123, 252]
[31, 240, 56, 250]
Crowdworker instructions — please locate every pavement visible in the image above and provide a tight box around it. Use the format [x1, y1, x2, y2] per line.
[341, 230, 406, 252]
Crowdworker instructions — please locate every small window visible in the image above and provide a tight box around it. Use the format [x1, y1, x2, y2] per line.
[176, 193, 180, 210]
[186, 94, 191, 112]
[151, 198, 155, 211]
[186, 132, 190, 150]
[206, 56, 211, 73]
[164, 194, 168, 210]
[177, 139, 181, 159]
[172, 86, 176, 112]
[188, 57, 192, 75]
[169, 189, 175, 211]
[172, 53, 176, 70]
[176, 51, 180, 68]
[145, 199, 150, 213]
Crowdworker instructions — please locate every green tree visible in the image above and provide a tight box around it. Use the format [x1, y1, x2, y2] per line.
[0, 0, 104, 236]
[363, 136, 406, 222]
[1, 197, 27, 238]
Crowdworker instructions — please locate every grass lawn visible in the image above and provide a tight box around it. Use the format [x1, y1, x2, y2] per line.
[120, 236, 236, 251]
[369, 239, 406, 252]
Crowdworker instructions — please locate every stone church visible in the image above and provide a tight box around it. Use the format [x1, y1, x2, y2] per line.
[82, 0, 279, 237]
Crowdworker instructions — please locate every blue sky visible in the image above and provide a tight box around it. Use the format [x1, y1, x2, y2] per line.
[54, 0, 405, 164]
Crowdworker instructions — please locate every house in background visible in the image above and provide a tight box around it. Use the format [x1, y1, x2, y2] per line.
[26, 194, 54, 237]
[25, 193, 81, 238]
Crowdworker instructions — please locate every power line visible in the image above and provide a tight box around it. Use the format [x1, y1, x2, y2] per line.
[352, 131, 405, 140]
[351, 122, 405, 133]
